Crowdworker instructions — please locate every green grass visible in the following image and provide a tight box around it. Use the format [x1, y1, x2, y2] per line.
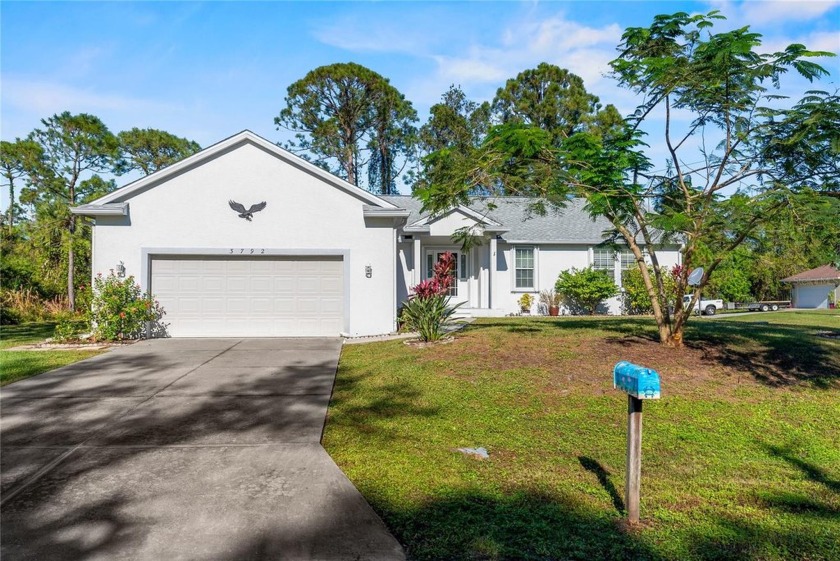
[324, 311, 840, 561]
[0, 322, 102, 386]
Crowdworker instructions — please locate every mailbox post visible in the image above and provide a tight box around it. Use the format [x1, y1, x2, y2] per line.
[613, 361, 661, 524]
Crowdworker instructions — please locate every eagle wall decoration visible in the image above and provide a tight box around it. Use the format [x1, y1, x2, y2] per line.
[229, 200, 267, 221]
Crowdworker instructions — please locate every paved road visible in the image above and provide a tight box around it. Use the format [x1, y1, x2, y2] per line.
[1, 338, 405, 561]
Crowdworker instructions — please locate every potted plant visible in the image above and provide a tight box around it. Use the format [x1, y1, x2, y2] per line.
[829, 290, 836, 309]
[518, 293, 533, 314]
[539, 289, 562, 316]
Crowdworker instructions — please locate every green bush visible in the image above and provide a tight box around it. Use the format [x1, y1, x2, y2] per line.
[555, 267, 618, 315]
[622, 266, 678, 315]
[53, 314, 89, 343]
[705, 265, 753, 303]
[90, 272, 165, 341]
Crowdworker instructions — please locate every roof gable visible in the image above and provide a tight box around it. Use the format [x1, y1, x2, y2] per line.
[407, 206, 503, 229]
[88, 130, 398, 209]
[782, 264, 840, 283]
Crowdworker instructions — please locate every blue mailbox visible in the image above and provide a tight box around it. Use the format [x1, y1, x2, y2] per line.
[613, 361, 661, 400]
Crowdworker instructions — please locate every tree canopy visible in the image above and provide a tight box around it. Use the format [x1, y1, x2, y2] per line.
[116, 128, 201, 175]
[275, 62, 418, 194]
[491, 63, 623, 145]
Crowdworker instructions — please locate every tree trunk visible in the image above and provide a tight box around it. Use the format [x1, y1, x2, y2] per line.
[663, 328, 684, 348]
[67, 214, 76, 311]
[7, 179, 13, 232]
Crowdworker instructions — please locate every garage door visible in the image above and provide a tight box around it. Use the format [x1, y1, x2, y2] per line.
[794, 284, 829, 309]
[150, 256, 344, 337]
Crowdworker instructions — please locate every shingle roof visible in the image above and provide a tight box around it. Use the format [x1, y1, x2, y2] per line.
[781, 264, 840, 283]
[381, 195, 637, 244]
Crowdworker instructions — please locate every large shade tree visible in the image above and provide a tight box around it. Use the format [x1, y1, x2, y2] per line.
[417, 12, 838, 347]
[568, 11, 837, 347]
[275, 62, 417, 194]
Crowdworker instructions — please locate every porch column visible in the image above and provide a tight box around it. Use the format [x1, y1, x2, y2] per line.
[413, 237, 421, 285]
[489, 236, 498, 309]
[476, 245, 490, 310]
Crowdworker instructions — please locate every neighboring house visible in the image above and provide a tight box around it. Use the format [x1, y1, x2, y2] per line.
[782, 265, 840, 309]
[72, 130, 682, 338]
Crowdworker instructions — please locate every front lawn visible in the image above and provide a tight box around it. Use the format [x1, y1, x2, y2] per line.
[0, 322, 103, 386]
[324, 312, 840, 561]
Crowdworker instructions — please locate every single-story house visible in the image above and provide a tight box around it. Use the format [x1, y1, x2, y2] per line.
[782, 265, 840, 309]
[72, 130, 682, 338]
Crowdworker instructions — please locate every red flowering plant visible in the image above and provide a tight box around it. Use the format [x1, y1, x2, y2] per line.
[400, 252, 462, 342]
[89, 271, 166, 341]
[413, 252, 455, 299]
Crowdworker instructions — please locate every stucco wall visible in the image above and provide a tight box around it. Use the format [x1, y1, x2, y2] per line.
[92, 141, 397, 336]
[495, 244, 682, 315]
[395, 238, 683, 316]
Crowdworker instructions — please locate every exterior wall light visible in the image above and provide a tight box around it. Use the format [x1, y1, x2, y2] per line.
[116, 261, 126, 278]
[365, 265, 372, 278]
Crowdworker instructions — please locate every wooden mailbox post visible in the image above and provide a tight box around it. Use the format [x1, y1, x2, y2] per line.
[613, 361, 661, 524]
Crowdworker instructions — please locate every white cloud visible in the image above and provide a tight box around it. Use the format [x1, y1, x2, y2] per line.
[706, 0, 840, 25]
[311, 12, 444, 55]
[759, 30, 840, 56]
[411, 14, 623, 106]
[741, 0, 840, 24]
[2, 77, 181, 116]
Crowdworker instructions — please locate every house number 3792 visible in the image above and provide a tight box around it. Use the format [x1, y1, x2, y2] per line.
[229, 248, 265, 254]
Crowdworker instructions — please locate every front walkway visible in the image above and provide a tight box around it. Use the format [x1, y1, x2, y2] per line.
[1, 338, 404, 561]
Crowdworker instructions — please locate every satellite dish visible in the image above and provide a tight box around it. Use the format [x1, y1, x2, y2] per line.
[687, 267, 704, 287]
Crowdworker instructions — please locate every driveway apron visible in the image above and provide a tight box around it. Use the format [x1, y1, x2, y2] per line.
[0, 338, 405, 561]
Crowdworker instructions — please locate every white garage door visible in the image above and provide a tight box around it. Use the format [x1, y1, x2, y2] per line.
[150, 256, 344, 337]
[794, 284, 829, 309]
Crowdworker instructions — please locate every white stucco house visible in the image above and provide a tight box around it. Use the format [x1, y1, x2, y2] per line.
[72, 130, 682, 338]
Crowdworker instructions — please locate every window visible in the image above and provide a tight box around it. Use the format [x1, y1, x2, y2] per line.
[620, 249, 635, 270]
[515, 247, 535, 289]
[593, 248, 615, 274]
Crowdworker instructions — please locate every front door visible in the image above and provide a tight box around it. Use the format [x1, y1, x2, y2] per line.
[426, 250, 469, 306]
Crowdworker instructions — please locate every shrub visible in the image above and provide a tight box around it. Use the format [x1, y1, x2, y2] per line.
[705, 265, 753, 303]
[90, 272, 165, 341]
[401, 252, 461, 342]
[400, 294, 461, 342]
[555, 267, 618, 315]
[53, 314, 89, 343]
[622, 266, 678, 315]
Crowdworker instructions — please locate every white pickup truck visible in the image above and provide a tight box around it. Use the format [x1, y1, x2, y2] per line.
[683, 294, 724, 316]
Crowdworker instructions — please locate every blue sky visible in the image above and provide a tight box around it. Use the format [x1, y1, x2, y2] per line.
[2, 0, 838, 198]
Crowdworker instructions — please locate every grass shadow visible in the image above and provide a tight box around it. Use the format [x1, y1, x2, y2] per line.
[762, 443, 840, 494]
[579, 456, 625, 514]
[465, 316, 840, 389]
[375, 488, 660, 561]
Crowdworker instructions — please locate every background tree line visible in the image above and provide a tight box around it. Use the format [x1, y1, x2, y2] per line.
[1, 117, 200, 322]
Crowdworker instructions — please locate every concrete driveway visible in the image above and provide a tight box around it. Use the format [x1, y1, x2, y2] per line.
[0, 338, 405, 561]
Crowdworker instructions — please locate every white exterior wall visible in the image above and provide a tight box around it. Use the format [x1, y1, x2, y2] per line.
[494, 244, 682, 315]
[92, 142, 396, 336]
[395, 241, 683, 315]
